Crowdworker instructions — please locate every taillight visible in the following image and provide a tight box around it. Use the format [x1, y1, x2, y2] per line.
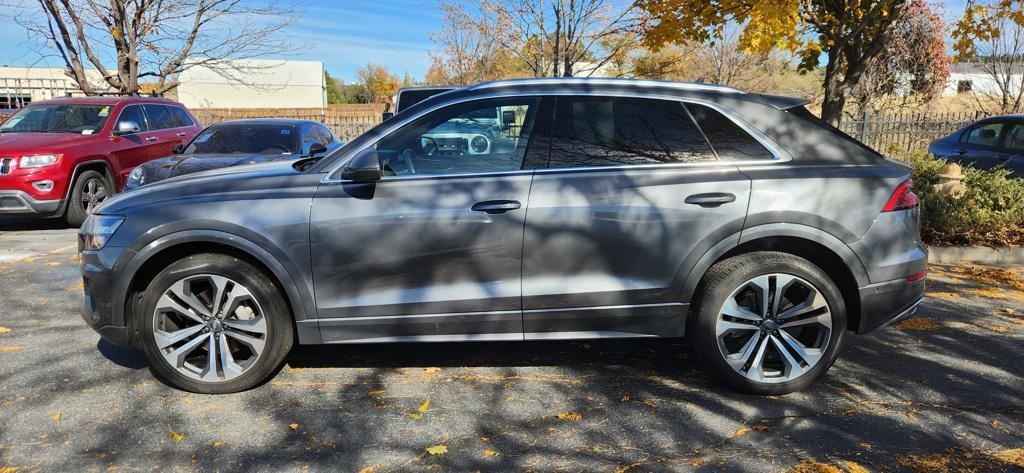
[882, 179, 919, 212]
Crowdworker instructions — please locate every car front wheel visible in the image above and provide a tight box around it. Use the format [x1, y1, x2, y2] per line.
[137, 253, 293, 393]
[691, 252, 846, 395]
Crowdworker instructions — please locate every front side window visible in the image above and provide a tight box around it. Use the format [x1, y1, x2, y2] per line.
[116, 105, 149, 132]
[547, 96, 715, 168]
[964, 122, 1003, 147]
[376, 97, 540, 177]
[184, 125, 299, 155]
[0, 104, 111, 134]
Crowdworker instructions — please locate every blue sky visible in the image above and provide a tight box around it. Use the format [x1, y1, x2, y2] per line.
[0, 0, 971, 83]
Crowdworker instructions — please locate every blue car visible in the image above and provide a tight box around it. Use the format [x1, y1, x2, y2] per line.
[928, 115, 1024, 177]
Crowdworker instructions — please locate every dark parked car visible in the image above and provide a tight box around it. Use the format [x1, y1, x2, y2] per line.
[79, 78, 926, 395]
[382, 86, 456, 121]
[928, 114, 1024, 177]
[124, 119, 342, 190]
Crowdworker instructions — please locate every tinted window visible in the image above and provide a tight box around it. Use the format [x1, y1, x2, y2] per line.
[1004, 123, 1024, 151]
[965, 122, 1003, 147]
[116, 105, 149, 132]
[548, 97, 715, 168]
[686, 103, 773, 160]
[143, 105, 174, 130]
[397, 89, 451, 113]
[302, 123, 334, 146]
[168, 107, 194, 127]
[0, 104, 110, 134]
[184, 125, 298, 154]
[376, 97, 540, 177]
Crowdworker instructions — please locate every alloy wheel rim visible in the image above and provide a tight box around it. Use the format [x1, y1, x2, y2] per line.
[715, 273, 832, 384]
[82, 178, 108, 212]
[152, 274, 268, 382]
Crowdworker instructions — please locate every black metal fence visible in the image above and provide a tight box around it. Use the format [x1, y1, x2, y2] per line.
[837, 111, 985, 155]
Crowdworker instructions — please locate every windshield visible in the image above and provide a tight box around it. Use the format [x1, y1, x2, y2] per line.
[0, 104, 111, 134]
[185, 124, 299, 155]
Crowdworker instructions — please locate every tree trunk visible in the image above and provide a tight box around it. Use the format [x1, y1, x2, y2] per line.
[820, 50, 846, 126]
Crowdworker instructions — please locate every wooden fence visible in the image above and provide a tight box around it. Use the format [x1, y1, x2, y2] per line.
[190, 104, 385, 142]
[837, 111, 984, 155]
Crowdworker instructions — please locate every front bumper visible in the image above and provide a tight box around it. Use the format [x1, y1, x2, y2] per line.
[0, 190, 62, 215]
[80, 245, 136, 347]
[857, 276, 926, 333]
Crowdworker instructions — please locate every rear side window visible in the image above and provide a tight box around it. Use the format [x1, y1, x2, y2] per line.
[168, 107, 195, 128]
[686, 103, 773, 160]
[964, 122, 1003, 147]
[1004, 123, 1024, 151]
[143, 105, 174, 130]
[116, 105, 149, 131]
[548, 96, 716, 168]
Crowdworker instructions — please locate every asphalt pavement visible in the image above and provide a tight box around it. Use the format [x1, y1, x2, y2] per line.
[1, 216, 1022, 472]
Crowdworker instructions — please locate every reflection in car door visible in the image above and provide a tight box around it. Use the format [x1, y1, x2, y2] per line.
[308, 97, 548, 343]
[521, 96, 755, 339]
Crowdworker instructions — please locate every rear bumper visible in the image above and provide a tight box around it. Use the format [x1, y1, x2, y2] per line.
[0, 190, 62, 215]
[856, 276, 926, 334]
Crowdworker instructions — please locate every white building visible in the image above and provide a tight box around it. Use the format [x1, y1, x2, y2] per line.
[942, 62, 1023, 97]
[174, 59, 326, 109]
[0, 66, 112, 107]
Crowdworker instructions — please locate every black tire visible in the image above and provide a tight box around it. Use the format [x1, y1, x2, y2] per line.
[690, 251, 846, 395]
[137, 253, 294, 394]
[65, 170, 111, 227]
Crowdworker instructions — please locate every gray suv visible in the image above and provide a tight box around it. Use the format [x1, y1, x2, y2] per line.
[79, 78, 927, 395]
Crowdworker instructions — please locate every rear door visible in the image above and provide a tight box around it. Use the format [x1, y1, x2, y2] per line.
[142, 104, 184, 157]
[958, 121, 1008, 170]
[1000, 121, 1024, 177]
[521, 96, 760, 339]
[108, 104, 160, 187]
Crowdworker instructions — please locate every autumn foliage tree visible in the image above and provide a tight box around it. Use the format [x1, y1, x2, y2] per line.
[953, 1, 1024, 113]
[637, 0, 909, 125]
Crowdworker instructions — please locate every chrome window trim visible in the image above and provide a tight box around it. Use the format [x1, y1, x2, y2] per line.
[322, 90, 789, 184]
[466, 77, 742, 94]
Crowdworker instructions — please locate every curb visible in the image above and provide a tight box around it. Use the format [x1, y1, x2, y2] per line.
[926, 245, 1024, 265]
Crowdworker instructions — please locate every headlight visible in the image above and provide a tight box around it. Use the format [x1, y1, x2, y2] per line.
[126, 166, 147, 188]
[78, 215, 125, 251]
[19, 154, 61, 168]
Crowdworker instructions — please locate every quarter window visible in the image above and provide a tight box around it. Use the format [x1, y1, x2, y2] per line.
[376, 97, 540, 177]
[547, 96, 715, 168]
[964, 122, 1003, 147]
[686, 103, 773, 161]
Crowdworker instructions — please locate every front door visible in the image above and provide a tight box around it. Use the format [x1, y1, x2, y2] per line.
[521, 96, 759, 339]
[310, 96, 546, 343]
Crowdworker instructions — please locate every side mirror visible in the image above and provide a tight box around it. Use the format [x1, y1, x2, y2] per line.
[308, 143, 328, 157]
[172, 143, 185, 154]
[381, 112, 395, 122]
[502, 110, 516, 127]
[113, 121, 140, 136]
[340, 148, 381, 183]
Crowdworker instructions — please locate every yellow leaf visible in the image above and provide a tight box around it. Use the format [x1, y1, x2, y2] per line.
[642, 399, 657, 408]
[358, 465, 382, 473]
[733, 427, 751, 437]
[48, 262, 60, 267]
[0, 327, 10, 334]
[211, 440, 225, 448]
[288, 423, 299, 430]
[0, 346, 22, 352]
[169, 431, 185, 442]
[410, 398, 431, 420]
[842, 460, 870, 473]
[620, 394, 630, 402]
[859, 442, 873, 450]
[752, 424, 768, 431]
[557, 412, 581, 421]
[0, 467, 21, 473]
[483, 448, 498, 457]
[425, 444, 448, 455]
[52, 411, 62, 423]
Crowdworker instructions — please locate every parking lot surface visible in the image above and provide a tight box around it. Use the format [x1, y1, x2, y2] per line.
[1, 216, 1022, 472]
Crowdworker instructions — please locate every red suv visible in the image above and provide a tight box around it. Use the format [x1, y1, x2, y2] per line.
[0, 96, 202, 225]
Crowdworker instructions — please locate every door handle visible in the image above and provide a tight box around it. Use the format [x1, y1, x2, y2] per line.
[176, 132, 187, 137]
[957, 148, 967, 155]
[471, 200, 521, 214]
[145, 136, 158, 142]
[685, 193, 736, 208]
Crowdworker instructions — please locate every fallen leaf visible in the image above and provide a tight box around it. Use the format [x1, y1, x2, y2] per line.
[483, 448, 499, 457]
[48, 262, 60, 267]
[733, 427, 751, 437]
[752, 424, 769, 431]
[841, 460, 869, 473]
[0, 346, 22, 352]
[358, 465, 382, 473]
[288, 423, 299, 431]
[211, 440, 225, 448]
[0, 327, 10, 334]
[409, 398, 431, 420]
[642, 399, 657, 408]
[620, 394, 630, 402]
[52, 411, 62, 423]
[859, 443, 873, 450]
[425, 444, 448, 455]
[906, 412, 918, 420]
[894, 317, 938, 331]
[557, 412, 582, 421]
[169, 431, 185, 442]
[690, 459, 705, 466]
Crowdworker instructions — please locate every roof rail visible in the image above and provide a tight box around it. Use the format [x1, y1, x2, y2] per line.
[466, 77, 743, 94]
[89, 92, 164, 98]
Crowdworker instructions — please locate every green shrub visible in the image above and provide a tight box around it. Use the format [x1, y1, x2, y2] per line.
[894, 152, 1024, 246]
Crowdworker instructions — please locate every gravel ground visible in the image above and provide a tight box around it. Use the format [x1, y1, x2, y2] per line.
[1, 216, 1022, 472]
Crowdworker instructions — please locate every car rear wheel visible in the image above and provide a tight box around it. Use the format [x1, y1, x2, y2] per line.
[137, 253, 293, 393]
[65, 170, 111, 227]
[691, 252, 846, 395]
